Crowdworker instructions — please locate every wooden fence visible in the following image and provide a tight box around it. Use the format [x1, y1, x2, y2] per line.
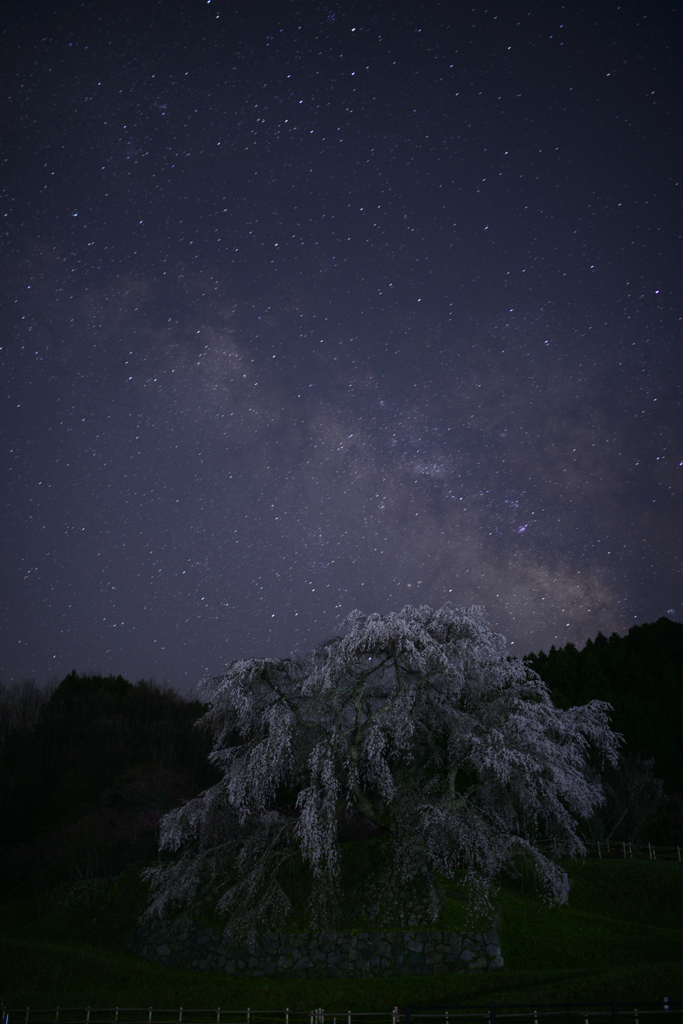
[1, 1011, 387, 1024]
[536, 839, 682, 861]
[2, 1003, 681, 1024]
[404, 1003, 682, 1024]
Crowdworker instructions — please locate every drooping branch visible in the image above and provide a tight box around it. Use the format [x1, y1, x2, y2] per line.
[146, 603, 620, 934]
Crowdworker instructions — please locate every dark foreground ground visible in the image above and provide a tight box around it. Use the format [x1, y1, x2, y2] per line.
[2, 859, 682, 1008]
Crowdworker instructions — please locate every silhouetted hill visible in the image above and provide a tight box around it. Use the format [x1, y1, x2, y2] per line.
[526, 617, 683, 795]
[0, 672, 217, 896]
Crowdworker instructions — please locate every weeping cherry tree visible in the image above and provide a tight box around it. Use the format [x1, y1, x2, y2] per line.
[144, 604, 619, 935]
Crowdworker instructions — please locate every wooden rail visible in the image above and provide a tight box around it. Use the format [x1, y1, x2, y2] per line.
[2, 1003, 681, 1024]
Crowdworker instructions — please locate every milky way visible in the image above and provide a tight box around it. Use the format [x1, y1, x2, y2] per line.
[2, 0, 681, 688]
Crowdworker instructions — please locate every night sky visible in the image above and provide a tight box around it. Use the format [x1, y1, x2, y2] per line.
[2, 0, 681, 691]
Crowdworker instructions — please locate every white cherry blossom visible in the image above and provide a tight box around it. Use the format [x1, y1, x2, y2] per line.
[145, 603, 619, 934]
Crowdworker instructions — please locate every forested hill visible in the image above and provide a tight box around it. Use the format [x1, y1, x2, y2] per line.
[526, 617, 683, 795]
[0, 672, 217, 896]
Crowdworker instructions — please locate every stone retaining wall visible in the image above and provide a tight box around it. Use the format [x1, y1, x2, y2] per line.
[132, 922, 504, 978]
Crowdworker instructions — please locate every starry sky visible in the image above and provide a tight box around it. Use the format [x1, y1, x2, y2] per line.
[2, 0, 681, 690]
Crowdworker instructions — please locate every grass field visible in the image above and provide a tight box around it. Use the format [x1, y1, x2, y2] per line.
[2, 859, 682, 1009]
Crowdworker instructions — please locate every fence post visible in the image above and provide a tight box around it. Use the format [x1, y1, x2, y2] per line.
[179, 1010, 183, 1023]
[148, 1009, 152, 1024]
[597, 841, 601, 859]
[217, 1009, 221, 1024]
[489, 1002, 496, 1024]
[25, 1007, 29, 1024]
[611, 1000, 619, 1024]
[285, 1010, 289, 1024]
[648, 843, 652, 860]
[623, 842, 626, 859]
[678, 847, 681, 863]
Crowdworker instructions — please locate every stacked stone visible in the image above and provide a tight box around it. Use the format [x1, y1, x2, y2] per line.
[134, 923, 504, 978]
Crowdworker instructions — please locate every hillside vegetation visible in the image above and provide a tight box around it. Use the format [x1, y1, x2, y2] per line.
[0, 672, 217, 896]
[527, 617, 683, 797]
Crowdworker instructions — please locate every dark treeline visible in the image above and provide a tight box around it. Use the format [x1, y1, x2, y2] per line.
[526, 617, 683, 795]
[0, 671, 217, 897]
[527, 617, 683, 846]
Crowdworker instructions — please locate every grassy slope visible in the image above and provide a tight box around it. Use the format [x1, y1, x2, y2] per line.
[2, 859, 682, 1008]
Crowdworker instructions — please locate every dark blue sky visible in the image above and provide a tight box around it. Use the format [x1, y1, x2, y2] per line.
[2, 0, 681, 690]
